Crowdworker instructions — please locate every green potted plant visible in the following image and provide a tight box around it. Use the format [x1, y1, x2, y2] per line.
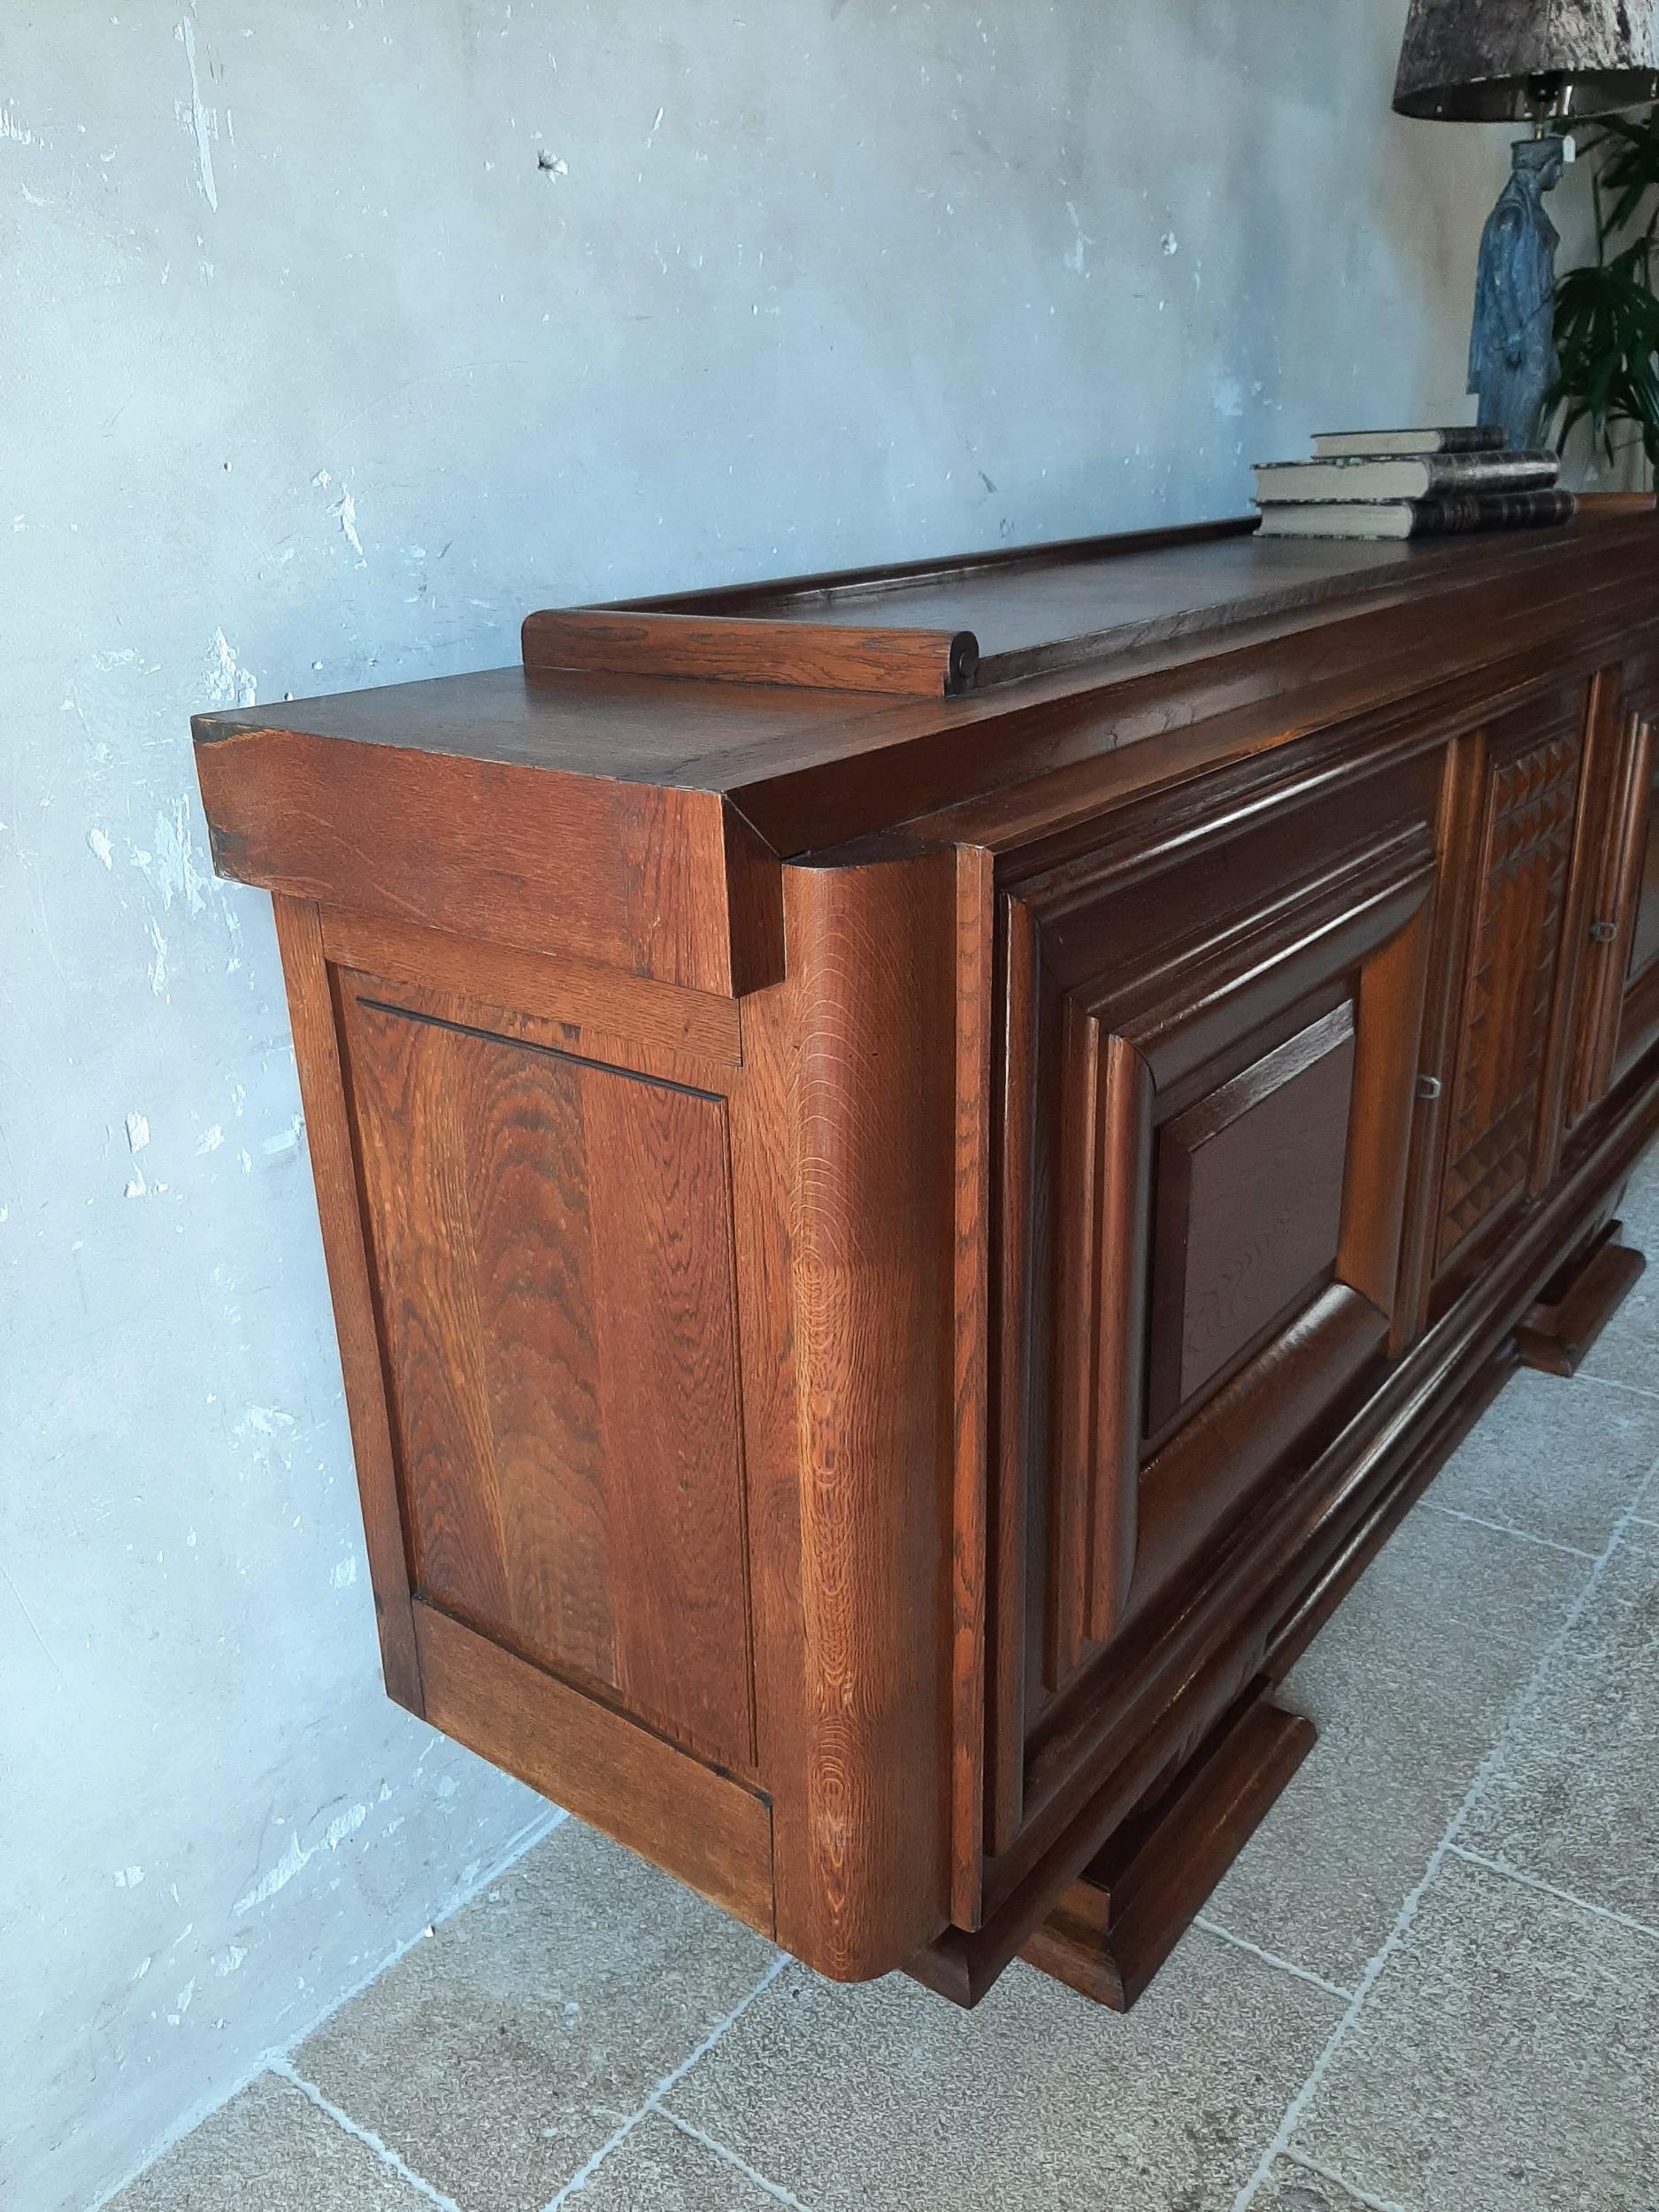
[1552, 109, 1659, 485]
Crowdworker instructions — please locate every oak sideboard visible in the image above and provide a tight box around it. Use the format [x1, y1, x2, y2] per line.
[195, 508, 1659, 2012]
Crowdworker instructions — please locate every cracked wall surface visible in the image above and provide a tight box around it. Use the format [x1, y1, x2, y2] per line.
[0, 6, 1518, 2209]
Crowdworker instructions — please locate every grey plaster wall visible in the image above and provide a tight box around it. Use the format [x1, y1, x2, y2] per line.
[2, 6, 1514, 2208]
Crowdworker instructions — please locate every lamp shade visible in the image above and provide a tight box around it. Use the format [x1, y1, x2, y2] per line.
[1394, 0, 1659, 121]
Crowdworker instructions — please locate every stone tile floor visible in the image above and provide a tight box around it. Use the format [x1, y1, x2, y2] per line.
[110, 1148, 1659, 2212]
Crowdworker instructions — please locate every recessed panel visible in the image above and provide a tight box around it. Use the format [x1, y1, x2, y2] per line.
[1147, 1003, 1356, 1433]
[1439, 725, 1583, 1266]
[342, 995, 755, 1770]
[1630, 801, 1659, 986]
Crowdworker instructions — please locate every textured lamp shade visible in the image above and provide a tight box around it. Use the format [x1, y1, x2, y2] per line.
[1394, 0, 1659, 121]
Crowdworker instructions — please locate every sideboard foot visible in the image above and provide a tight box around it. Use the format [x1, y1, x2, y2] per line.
[1018, 1691, 1316, 2013]
[1515, 1221, 1646, 1379]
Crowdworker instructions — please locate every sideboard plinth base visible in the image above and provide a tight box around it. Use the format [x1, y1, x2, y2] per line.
[1018, 1692, 1316, 2013]
[1515, 1220, 1646, 1379]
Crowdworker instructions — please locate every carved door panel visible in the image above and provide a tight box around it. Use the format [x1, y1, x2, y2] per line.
[1621, 723, 1659, 1076]
[1426, 686, 1591, 1300]
[987, 741, 1442, 1855]
[1567, 670, 1657, 1127]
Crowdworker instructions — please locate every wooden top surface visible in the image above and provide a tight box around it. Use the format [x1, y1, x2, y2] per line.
[616, 514, 1590, 679]
[196, 508, 1659, 858]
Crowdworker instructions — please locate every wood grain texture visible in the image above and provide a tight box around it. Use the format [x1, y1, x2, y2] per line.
[196, 728, 782, 997]
[778, 849, 958, 1978]
[271, 896, 421, 1713]
[1147, 1004, 1356, 1432]
[1343, 891, 1436, 1345]
[1018, 1691, 1316, 2013]
[1561, 676, 1634, 1132]
[524, 607, 980, 697]
[199, 515, 1659, 2024]
[949, 844, 995, 1931]
[341, 987, 756, 1770]
[988, 895, 1039, 1858]
[1436, 699, 1585, 1267]
[320, 910, 743, 1070]
[993, 751, 1440, 1847]
[1047, 1024, 1152, 1681]
[413, 1601, 773, 1932]
[1515, 1222, 1647, 1376]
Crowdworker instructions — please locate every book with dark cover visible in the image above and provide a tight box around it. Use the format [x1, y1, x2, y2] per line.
[1310, 426, 1509, 458]
[1254, 450, 1559, 503]
[1256, 488, 1578, 541]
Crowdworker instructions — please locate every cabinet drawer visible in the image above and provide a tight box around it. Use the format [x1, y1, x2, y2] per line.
[985, 742, 1441, 1854]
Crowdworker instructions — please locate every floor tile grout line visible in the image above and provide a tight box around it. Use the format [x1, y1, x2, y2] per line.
[85, 1802, 567, 2212]
[1279, 2147, 1413, 2212]
[1422, 1501, 1597, 1558]
[657, 2108, 820, 2210]
[540, 1954, 790, 2210]
[1191, 1915, 1356, 2004]
[1227, 1435, 1659, 2212]
[1446, 1844, 1659, 1947]
[538, 2110, 641, 2212]
[1569, 1371, 1659, 1403]
[272, 2060, 466, 2212]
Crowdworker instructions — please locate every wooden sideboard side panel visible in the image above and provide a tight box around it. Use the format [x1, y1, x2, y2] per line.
[413, 1601, 774, 1930]
[337, 982, 757, 1775]
[197, 726, 783, 997]
[764, 850, 958, 1980]
[319, 909, 745, 1070]
[273, 895, 423, 1713]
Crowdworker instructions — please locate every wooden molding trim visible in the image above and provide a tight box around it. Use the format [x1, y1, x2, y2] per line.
[413, 1601, 775, 1932]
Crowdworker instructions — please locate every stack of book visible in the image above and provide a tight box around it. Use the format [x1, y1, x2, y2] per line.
[1253, 426, 1576, 541]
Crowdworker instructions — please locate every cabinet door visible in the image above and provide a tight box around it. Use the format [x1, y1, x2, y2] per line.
[1568, 676, 1657, 1125]
[986, 742, 1440, 1854]
[1426, 685, 1591, 1297]
[1622, 729, 1659, 1072]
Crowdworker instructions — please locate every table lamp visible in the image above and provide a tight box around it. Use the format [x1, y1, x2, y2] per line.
[1394, 1, 1659, 450]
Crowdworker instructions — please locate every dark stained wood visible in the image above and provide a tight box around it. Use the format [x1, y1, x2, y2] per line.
[1130, 1284, 1389, 1622]
[524, 607, 980, 697]
[196, 512, 1659, 2016]
[413, 1600, 773, 1930]
[1147, 1005, 1356, 1431]
[271, 895, 422, 1715]
[1018, 1691, 1316, 2012]
[340, 986, 756, 1771]
[611, 510, 1651, 693]
[1047, 1025, 1152, 1683]
[193, 512, 1659, 872]
[950, 845, 996, 1931]
[1515, 1222, 1647, 1377]
[967, 1059, 1659, 1943]
[777, 850, 958, 1978]
[1434, 695, 1586, 1272]
[987, 895, 1039, 1859]
[1561, 676, 1633, 1135]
